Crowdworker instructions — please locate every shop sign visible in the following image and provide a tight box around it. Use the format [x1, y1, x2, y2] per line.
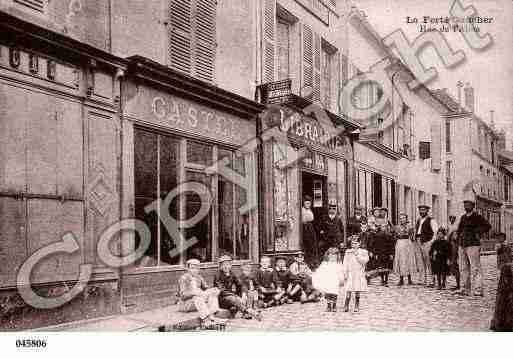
[277, 107, 345, 152]
[151, 96, 252, 145]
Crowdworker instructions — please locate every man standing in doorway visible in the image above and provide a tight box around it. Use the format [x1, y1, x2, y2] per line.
[456, 193, 491, 296]
[414, 204, 438, 287]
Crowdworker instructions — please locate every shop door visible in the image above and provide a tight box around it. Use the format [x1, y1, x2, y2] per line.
[301, 172, 327, 232]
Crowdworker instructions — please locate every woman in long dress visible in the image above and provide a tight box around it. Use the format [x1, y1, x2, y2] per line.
[393, 213, 417, 286]
[302, 196, 319, 270]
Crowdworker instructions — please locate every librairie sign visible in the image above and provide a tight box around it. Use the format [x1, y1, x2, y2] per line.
[276, 106, 345, 152]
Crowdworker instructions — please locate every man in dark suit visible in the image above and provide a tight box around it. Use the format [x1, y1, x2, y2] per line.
[347, 205, 367, 237]
[456, 193, 491, 296]
[319, 203, 345, 256]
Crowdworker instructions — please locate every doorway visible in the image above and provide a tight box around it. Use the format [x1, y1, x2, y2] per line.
[301, 171, 327, 233]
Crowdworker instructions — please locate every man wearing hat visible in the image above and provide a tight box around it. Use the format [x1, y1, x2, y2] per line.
[415, 204, 439, 286]
[177, 259, 222, 327]
[213, 255, 262, 320]
[456, 191, 491, 296]
[347, 205, 367, 237]
[319, 203, 345, 258]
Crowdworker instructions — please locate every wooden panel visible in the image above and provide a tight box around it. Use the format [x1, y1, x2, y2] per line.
[0, 197, 26, 287]
[0, 84, 27, 192]
[27, 199, 83, 283]
[337, 160, 346, 221]
[26, 92, 57, 195]
[87, 112, 120, 265]
[93, 71, 113, 99]
[286, 146, 299, 251]
[57, 100, 83, 197]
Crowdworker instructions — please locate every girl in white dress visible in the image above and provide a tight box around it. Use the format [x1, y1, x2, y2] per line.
[312, 247, 344, 312]
[341, 236, 370, 313]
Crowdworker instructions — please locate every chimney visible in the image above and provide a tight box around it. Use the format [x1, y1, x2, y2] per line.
[464, 82, 474, 113]
[457, 81, 464, 110]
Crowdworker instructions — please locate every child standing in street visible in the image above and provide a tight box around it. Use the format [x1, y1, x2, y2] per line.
[312, 247, 344, 312]
[341, 236, 369, 313]
[429, 227, 452, 290]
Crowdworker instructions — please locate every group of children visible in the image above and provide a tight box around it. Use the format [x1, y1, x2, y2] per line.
[239, 252, 322, 311]
[243, 235, 370, 313]
[177, 235, 373, 328]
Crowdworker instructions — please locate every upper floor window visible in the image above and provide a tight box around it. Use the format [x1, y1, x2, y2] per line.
[277, 19, 291, 81]
[445, 120, 451, 152]
[169, 0, 217, 83]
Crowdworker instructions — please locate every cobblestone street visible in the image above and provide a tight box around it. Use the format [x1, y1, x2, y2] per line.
[229, 255, 498, 331]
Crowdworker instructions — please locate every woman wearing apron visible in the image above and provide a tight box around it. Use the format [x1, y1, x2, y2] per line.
[393, 213, 416, 286]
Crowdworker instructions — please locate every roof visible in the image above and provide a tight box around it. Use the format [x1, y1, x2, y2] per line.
[431, 89, 467, 113]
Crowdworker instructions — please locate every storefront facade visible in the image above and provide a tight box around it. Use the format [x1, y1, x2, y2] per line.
[259, 97, 358, 258]
[0, 12, 126, 330]
[120, 57, 263, 312]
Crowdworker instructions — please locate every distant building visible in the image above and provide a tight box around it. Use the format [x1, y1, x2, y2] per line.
[432, 85, 505, 249]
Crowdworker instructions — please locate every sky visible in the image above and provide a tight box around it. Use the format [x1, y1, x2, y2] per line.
[353, 0, 513, 148]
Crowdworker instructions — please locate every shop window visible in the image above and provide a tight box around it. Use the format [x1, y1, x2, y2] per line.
[134, 129, 180, 266]
[134, 129, 250, 266]
[187, 140, 213, 167]
[184, 171, 212, 262]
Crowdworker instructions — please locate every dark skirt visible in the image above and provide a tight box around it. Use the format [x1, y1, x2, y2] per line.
[431, 257, 450, 275]
[491, 264, 513, 331]
[303, 222, 319, 269]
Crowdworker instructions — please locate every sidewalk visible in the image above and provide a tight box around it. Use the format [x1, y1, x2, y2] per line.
[33, 304, 196, 332]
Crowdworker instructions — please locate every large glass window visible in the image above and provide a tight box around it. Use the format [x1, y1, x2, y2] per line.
[133, 128, 250, 266]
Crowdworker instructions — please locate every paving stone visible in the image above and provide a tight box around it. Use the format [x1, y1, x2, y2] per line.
[228, 255, 498, 331]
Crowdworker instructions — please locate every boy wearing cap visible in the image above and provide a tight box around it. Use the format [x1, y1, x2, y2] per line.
[274, 257, 291, 304]
[256, 256, 279, 307]
[214, 255, 262, 320]
[294, 252, 321, 303]
[239, 263, 259, 310]
[177, 259, 222, 327]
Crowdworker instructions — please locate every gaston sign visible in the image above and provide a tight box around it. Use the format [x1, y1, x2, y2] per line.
[124, 85, 254, 146]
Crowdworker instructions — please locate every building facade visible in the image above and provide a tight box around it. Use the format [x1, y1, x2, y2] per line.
[346, 7, 450, 226]
[432, 85, 505, 249]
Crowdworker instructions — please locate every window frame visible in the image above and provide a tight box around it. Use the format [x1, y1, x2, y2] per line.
[132, 127, 251, 270]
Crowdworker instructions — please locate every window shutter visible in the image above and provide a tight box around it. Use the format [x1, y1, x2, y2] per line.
[313, 32, 321, 102]
[301, 24, 313, 98]
[14, 0, 45, 13]
[431, 122, 441, 170]
[169, 0, 193, 75]
[195, 0, 217, 82]
[262, 0, 276, 83]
